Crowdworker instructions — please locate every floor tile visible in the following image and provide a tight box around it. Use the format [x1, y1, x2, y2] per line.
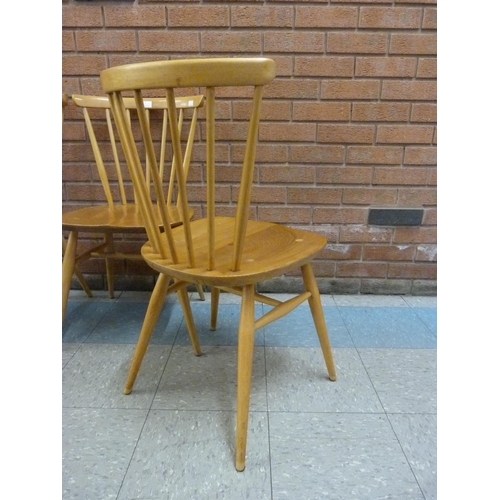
[63, 300, 115, 343]
[339, 307, 437, 348]
[152, 346, 267, 411]
[388, 413, 437, 500]
[265, 293, 336, 307]
[85, 301, 183, 344]
[62, 343, 80, 369]
[359, 349, 437, 414]
[269, 412, 424, 500]
[117, 410, 272, 500]
[265, 348, 383, 413]
[62, 407, 148, 500]
[263, 305, 353, 347]
[334, 295, 409, 307]
[175, 303, 265, 346]
[63, 344, 171, 409]
[411, 307, 437, 336]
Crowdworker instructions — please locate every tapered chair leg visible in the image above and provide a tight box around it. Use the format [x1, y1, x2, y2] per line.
[104, 234, 115, 299]
[301, 263, 337, 381]
[210, 287, 220, 331]
[62, 231, 78, 321]
[62, 236, 93, 298]
[195, 284, 206, 301]
[235, 284, 255, 472]
[123, 273, 170, 394]
[177, 284, 202, 356]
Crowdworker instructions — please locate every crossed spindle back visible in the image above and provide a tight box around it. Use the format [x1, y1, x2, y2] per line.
[72, 94, 204, 209]
[101, 58, 276, 273]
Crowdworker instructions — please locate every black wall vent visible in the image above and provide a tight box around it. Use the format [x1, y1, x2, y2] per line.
[368, 208, 423, 226]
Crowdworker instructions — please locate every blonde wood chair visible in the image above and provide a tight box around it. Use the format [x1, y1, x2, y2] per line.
[62, 93, 205, 320]
[100, 57, 337, 471]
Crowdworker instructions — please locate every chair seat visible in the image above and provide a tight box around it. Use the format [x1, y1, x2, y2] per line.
[141, 216, 326, 287]
[62, 204, 194, 233]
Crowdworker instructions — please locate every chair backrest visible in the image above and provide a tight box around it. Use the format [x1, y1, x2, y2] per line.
[100, 58, 276, 272]
[71, 93, 204, 209]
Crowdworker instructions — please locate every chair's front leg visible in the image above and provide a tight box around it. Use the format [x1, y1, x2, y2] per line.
[210, 287, 220, 331]
[235, 283, 255, 471]
[301, 262, 337, 381]
[124, 273, 170, 394]
[104, 233, 115, 299]
[62, 231, 78, 321]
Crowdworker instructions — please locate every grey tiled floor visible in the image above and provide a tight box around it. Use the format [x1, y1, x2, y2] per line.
[63, 290, 437, 500]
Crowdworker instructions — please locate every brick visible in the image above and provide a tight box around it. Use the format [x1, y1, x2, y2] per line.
[296, 6, 357, 28]
[290, 145, 345, 164]
[342, 188, 397, 205]
[313, 208, 367, 224]
[355, 57, 416, 77]
[359, 7, 421, 29]
[104, 6, 166, 27]
[340, 225, 392, 243]
[62, 31, 75, 52]
[232, 144, 288, 163]
[388, 263, 436, 279]
[260, 123, 316, 142]
[260, 166, 314, 184]
[317, 166, 372, 185]
[373, 167, 428, 185]
[76, 31, 137, 52]
[233, 101, 291, 121]
[337, 262, 388, 278]
[411, 104, 437, 123]
[416, 58, 437, 78]
[203, 32, 262, 52]
[232, 186, 286, 204]
[264, 80, 319, 100]
[231, 6, 293, 27]
[327, 33, 388, 54]
[139, 31, 200, 52]
[395, 0, 437, 3]
[294, 56, 354, 77]
[404, 147, 437, 165]
[187, 185, 231, 203]
[428, 168, 437, 186]
[390, 34, 437, 55]
[382, 81, 436, 100]
[215, 165, 256, 184]
[258, 206, 312, 224]
[377, 125, 434, 144]
[422, 8, 437, 29]
[169, 5, 229, 27]
[321, 244, 362, 260]
[347, 146, 403, 165]
[415, 244, 437, 262]
[310, 261, 337, 277]
[79, 78, 104, 96]
[62, 55, 107, 76]
[322, 80, 380, 100]
[62, 6, 102, 27]
[352, 103, 410, 122]
[318, 125, 375, 144]
[288, 187, 342, 205]
[398, 188, 437, 206]
[264, 32, 324, 53]
[363, 244, 416, 261]
[423, 208, 437, 225]
[393, 226, 436, 244]
[62, 163, 93, 182]
[293, 102, 350, 122]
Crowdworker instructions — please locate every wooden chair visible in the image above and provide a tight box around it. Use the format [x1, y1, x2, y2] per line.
[100, 57, 337, 471]
[62, 93, 206, 320]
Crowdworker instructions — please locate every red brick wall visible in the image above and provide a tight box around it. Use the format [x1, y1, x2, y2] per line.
[62, 0, 437, 295]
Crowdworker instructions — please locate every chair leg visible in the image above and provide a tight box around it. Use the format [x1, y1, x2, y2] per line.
[301, 263, 337, 381]
[210, 287, 220, 331]
[235, 284, 255, 472]
[195, 283, 206, 301]
[62, 236, 93, 298]
[104, 234, 115, 299]
[62, 231, 78, 321]
[176, 284, 202, 356]
[123, 273, 170, 395]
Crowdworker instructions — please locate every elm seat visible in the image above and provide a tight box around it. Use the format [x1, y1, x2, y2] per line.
[101, 57, 337, 472]
[62, 94, 205, 320]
